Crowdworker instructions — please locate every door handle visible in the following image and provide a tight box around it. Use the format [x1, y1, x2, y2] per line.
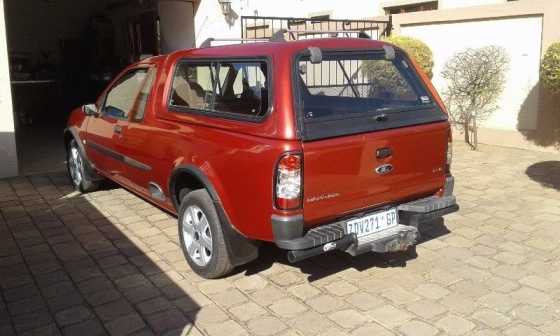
[114, 125, 123, 135]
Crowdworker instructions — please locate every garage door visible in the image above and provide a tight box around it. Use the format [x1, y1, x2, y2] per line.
[401, 16, 543, 130]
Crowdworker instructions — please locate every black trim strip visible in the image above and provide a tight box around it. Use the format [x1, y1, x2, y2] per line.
[88, 141, 151, 171]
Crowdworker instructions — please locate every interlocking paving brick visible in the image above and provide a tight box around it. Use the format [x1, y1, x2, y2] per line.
[136, 296, 173, 316]
[249, 286, 287, 306]
[94, 299, 135, 322]
[327, 309, 368, 329]
[511, 304, 556, 326]
[269, 271, 305, 287]
[207, 288, 247, 309]
[406, 300, 448, 320]
[472, 308, 511, 328]
[203, 320, 248, 336]
[269, 298, 308, 318]
[435, 314, 475, 335]
[104, 313, 146, 336]
[62, 318, 106, 336]
[324, 281, 359, 297]
[83, 289, 122, 307]
[398, 320, 439, 336]
[351, 323, 394, 336]
[247, 316, 287, 336]
[5, 143, 560, 335]
[54, 305, 93, 327]
[368, 305, 413, 328]
[229, 302, 267, 322]
[187, 305, 228, 326]
[305, 294, 346, 314]
[504, 324, 546, 336]
[511, 287, 553, 307]
[345, 292, 385, 312]
[380, 286, 420, 305]
[519, 275, 557, 291]
[477, 292, 518, 313]
[286, 283, 320, 301]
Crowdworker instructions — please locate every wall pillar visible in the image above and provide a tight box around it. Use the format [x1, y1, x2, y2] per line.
[0, 0, 18, 178]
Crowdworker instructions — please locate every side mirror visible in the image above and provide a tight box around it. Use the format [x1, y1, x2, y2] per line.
[83, 104, 99, 117]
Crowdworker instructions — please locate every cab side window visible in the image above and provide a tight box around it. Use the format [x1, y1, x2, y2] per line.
[169, 62, 215, 110]
[103, 68, 149, 119]
[214, 61, 268, 117]
[132, 67, 157, 121]
[168, 59, 269, 119]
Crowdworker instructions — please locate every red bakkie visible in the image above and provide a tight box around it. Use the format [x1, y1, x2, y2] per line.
[65, 37, 458, 278]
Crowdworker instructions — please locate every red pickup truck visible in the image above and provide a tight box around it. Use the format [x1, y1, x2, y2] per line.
[65, 37, 458, 278]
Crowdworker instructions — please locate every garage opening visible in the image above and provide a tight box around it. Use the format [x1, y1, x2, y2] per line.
[5, 0, 196, 175]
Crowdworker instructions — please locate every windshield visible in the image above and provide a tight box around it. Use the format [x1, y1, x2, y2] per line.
[296, 50, 446, 140]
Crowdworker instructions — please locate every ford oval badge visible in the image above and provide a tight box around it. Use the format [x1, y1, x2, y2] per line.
[375, 163, 393, 175]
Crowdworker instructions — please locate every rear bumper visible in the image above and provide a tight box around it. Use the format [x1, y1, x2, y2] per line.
[272, 190, 458, 263]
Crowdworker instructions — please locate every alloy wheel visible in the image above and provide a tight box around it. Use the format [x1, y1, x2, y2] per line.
[182, 205, 213, 266]
[69, 146, 83, 187]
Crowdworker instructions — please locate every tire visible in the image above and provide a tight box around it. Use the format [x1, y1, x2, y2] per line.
[178, 189, 233, 278]
[67, 139, 100, 193]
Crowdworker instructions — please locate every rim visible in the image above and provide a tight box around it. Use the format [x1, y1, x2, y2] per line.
[182, 205, 213, 267]
[68, 146, 83, 187]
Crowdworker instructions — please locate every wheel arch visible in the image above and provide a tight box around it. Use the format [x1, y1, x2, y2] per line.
[169, 165, 221, 211]
[64, 127, 99, 178]
[169, 164, 259, 266]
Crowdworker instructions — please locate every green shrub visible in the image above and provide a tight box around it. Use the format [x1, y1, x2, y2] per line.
[541, 42, 560, 93]
[383, 35, 434, 78]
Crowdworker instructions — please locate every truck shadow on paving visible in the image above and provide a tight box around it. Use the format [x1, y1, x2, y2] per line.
[239, 218, 450, 282]
[526, 161, 560, 191]
[0, 173, 200, 335]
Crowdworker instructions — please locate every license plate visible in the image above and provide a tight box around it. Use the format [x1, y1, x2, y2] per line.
[346, 208, 398, 238]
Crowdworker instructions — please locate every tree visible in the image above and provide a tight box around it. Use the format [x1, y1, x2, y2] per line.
[441, 46, 509, 149]
[541, 42, 560, 93]
[383, 35, 434, 78]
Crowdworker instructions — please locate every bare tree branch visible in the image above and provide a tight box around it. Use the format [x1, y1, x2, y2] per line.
[441, 46, 509, 149]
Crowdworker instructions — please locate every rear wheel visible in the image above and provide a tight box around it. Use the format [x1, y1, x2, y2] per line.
[178, 189, 233, 278]
[67, 139, 100, 192]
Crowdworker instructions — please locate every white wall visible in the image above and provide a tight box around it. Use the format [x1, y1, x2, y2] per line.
[0, 0, 18, 178]
[439, 0, 507, 9]
[194, 0, 380, 47]
[401, 16, 543, 131]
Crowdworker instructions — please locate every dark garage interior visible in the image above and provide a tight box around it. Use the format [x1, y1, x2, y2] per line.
[5, 0, 193, 175]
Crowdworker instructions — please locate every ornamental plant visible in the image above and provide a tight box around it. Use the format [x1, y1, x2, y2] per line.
[541, 42, 560, 93]
[383, 35, 434, 79]
[441, 46, 509, 150]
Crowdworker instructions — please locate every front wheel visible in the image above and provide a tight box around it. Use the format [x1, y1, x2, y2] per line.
[178, 189, 233, 278]
[67, 139, 100, 192]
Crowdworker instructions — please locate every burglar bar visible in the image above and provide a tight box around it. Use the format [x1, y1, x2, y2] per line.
[241, 15, 392, 41]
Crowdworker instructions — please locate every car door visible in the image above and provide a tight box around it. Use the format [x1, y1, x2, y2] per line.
[85, 67, 150, 182]
[111, 66, 159, 198]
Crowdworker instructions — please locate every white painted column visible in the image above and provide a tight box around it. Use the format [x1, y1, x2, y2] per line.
[0, 0, 18, 178]
[158, 0, 196, 53]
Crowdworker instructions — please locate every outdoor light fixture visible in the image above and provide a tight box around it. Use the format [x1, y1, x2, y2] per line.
[218, 0, 233, 16]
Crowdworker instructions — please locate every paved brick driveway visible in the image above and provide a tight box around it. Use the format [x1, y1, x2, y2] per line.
[2, 142, 560, 336]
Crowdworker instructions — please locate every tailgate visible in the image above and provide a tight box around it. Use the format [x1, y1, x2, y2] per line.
[302, 122, 448, 225]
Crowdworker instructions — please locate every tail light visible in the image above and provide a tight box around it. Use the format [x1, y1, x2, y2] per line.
[275, 153, 302, 210]
[446, 135, 453, 173]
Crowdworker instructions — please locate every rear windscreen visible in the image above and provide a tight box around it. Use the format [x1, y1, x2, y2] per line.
[296, 50, 447, 140]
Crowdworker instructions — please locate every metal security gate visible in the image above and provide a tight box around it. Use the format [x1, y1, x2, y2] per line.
[241, 16, 392, 41]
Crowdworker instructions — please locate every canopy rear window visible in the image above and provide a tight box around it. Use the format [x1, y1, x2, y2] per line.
[295, 50, 447, 140]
